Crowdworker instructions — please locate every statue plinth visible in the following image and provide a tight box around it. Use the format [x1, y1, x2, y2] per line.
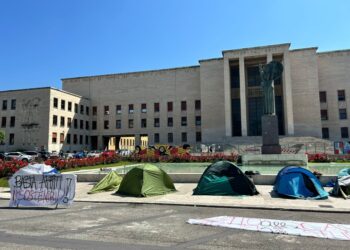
[261, 115, 281, 154]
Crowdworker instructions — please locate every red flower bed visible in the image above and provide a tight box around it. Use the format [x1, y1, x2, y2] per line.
[0, 159, 28, 178]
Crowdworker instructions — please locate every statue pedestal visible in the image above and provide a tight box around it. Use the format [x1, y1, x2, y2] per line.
[261, 115, 281, 154]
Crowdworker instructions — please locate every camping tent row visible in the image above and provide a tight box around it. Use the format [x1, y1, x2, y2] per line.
[89, 161, 350, 199]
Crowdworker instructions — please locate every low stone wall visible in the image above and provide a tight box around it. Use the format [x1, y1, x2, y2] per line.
[242, 154, 308, 166]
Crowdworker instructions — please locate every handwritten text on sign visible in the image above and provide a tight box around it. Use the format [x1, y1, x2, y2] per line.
[9, 174, 76, 207]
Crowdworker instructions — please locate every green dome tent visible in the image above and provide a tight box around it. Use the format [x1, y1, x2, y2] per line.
[193, 161, 258, 196]
[116, 164, 176, 197]
[88, 171, 123, 194]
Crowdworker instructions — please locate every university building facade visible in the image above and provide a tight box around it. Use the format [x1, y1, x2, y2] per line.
[0, 43, 350, 152]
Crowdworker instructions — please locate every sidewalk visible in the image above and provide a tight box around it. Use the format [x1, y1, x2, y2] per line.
[1, 183, 350, 212]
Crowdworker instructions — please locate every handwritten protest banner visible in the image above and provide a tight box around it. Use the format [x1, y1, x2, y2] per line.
[9, 174, 76, 207]
[187, 216, 350, 241]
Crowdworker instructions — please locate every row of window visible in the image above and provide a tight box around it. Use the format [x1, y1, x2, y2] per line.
[320, 109, 348, 120]
[52, 132, 89, 145]
[104, 116, 201, 129]
[319, 90, 346, 103]
[154, 132, 202, 143]
[1, 116, 16, 128]
[52, 116, 90, 130]
[99, 100, 201, 116]
[322, 127, 350, 139]
[53, 98, 89, 115]
[1, 99, 16, 111]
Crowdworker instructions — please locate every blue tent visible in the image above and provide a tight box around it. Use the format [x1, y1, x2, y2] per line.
[274, 166, 328, 199]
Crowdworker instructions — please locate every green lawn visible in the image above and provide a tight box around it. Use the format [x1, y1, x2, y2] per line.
[0, 177, 9, 188]
[60, 161, 135, 173]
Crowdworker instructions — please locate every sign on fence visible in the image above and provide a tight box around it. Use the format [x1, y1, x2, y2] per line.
[9, 174, 76, 207]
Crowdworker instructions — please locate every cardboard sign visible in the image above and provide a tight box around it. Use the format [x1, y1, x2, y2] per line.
[188, 216, 350, 241]
[9, 174, 76, 207]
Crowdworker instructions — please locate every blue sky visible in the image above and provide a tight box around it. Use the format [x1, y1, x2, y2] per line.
[1, 0, 349, 91]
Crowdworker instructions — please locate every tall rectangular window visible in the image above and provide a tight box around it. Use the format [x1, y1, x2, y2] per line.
[80, 105, 84, 114]
[80, 120, 84, 129]
[116, 120, 121, 129]
[74, 119, 78, 129]
[116, 105, 122, 114]
[195, 100, 201, 110]
[53, 115, 58, 126]
[86, 106, 90, 115]
[104, 105, 109, 115]
[167, 102, 173, 112]
[230, 65, 240, 88]
[11, 99, 16, 110]
[195, 116, 201, 126]
[341, 127, 349, 138]
[85, 135, 89, 145]
[60, 116, 65, 127]
[168, 117, 173, 127]
[154, 133, 160, 143]
[2, 100, 7, 110]
[92, 121, 97, 130]
[168, 133, 173, 143]
[338, 90, 346, 101]
[141, 118, 147, 128]
[85, 121, 89, 130]
[67, 134, 71, 144]
[1, 117, 6, 128]
[154, 103, 160, 112]
[181, 116, 187, 126]
[181, 132, 187, 142]
[92, 106, 97, 115]
[73, 134, 77, 144]
[61, 100, 65, 110]
[68, 102, 72, 111]
[319, 91, 327, 103]
[320, 110, 328, 120]
[128, 119, 134, 128]
[10, 116, 15, 127]
[104, 120, 109, 129]
[9, 133, 14, 145]
[74, 103, 78, 113]
[67, 118, 72, 128]
[141, 103, 147, 113]
[79, 135, 83, 145]
[53, 98, 58, 108]
[339, 109, 347, 120]
[154, 118, 160, 127]
[60, 133, 64, 143]
[128, 104, 134, 114]
[247, 66, 261, 87]
[196, 131, 202, 142]
[181, 101, 187, 111]
[52, 132, 57, 144]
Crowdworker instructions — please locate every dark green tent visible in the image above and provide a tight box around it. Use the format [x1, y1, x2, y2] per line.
[116, 164, 176, 197]
[88, 171, 123, 194]
[193, 161, 258, 196]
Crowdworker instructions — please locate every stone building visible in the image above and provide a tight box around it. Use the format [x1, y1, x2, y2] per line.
[1, 43, 350, 152]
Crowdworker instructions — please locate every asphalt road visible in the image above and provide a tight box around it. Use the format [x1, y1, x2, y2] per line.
[0, 200, 349, 250]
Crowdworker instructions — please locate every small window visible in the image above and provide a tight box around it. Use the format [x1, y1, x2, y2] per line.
[67, 134, 71, 144]
[92, 106, 97, 116]
[86, 106, 90, 115]
[10, 116, 15, 127]
[85, 135, 89, 145]
[61, 100, 65, 110]
[129, 104, 134, 114]
[53, 98, 58, 108]
[341, 127, 349, 138]
[80, 105, 84, 114]
[92, 121, 97, 130]
[128, 119, 134, 128]
[11, 99, 16, 110]
[319, 91, 327, 103]
[80, 120, 84, 129]
[339, 109, 347, 120]
[116, 120, 121, 129]
[9, 133, 14, 145]
[1, 117, 6, 128]
[196, 131, 202, 142]
[116, 105, 122, 114]
[181, 132, 187, 142]
[52, 132, 57, 144]
[53, 115, 58, 126]
[154, 118, 160, 127]
[181, 101, 187, 111]
[141, 118, 147, 128]
[74, 103, 78, 113]
[104, 120, 109, 129]
[85, 121, 89, 130]
[195, 100, 201, 110]
[60, 117, 65, 127]
[73, 134, 77, 144]
[67, 118, 72, 128]
[79, 135, 83, 145]
[167, 102, 173, 112]
[154, 133, 160, 143]
[104, 106, 110, 115]
[338, 90, 346, 101]
[195, 116, 201, 126]
[320, 110, 328, 120]
[168, 117, 173, 127]
[181, 116, 187, 126]
[154, 103, 160, 112]
[168, 133, 173, 143]
[141, 103, 147, 113]
[74, 119, 78, 129]
[60, 133, 64, 143]
[68, 102, 72, 111]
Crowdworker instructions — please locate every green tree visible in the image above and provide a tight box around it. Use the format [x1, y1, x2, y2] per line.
[0, 130, 4, 143]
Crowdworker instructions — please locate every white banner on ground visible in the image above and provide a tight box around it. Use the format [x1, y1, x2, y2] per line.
[187, 216, 350, 241]
[9, 174, 76, 207]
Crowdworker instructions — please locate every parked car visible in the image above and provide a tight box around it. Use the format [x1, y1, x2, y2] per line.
[118, 149, 132, 156]
[0, 152, 5, 160]
[87, 151, 101, 158]
[23, 151, 39, 160]
[6, 152, 33, 162]
[73, 151, 86, 159]
[101, 150, 116, 158]
[38, 151, 50, 160]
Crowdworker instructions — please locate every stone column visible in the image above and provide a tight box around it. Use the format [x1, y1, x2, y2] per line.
[224, 57, 232, 136]
[239, 56, 247, 136]
[282, 51, 294, 135]
[267, 53, 273, 63]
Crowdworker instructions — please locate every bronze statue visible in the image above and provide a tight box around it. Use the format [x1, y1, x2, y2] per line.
[259, 61, 284, 115]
